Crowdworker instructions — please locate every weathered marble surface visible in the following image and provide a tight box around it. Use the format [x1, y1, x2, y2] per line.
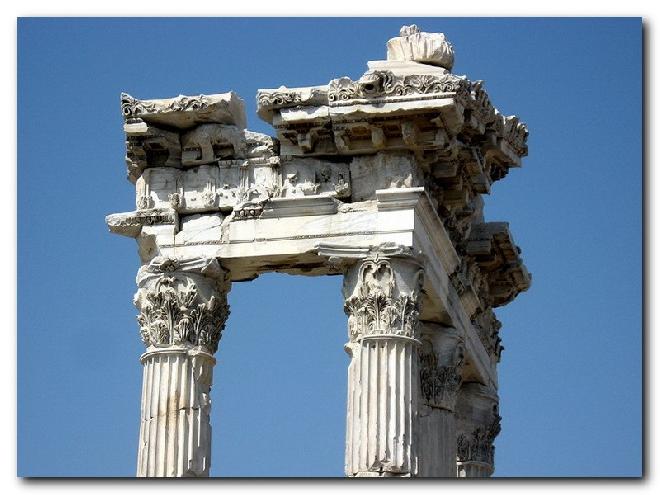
[107, 25, 530, 478]
[133, 257, 230, 477]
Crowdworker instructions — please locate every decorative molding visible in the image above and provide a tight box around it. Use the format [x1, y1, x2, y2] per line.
[122, 92, 210, 119]
[328, 77, 362, 102]
[257, 89, 302, 108]
[327, 71, 469, 104]
[120, 91, 246, 130]
[377, 71, 468, 97]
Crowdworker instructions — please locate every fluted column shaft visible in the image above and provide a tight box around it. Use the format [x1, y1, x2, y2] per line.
[133, 257, 230, 477]
[343, 249, 424, 477]
[137, 347, 214, 477]
[345, 335, 419, 476]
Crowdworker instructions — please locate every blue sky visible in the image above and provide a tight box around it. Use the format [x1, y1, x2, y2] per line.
[17, 17, 642, 477]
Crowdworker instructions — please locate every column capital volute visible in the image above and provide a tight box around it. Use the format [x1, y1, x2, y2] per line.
[133, 256, 231, 354]
[315, 241, 425, 272]
[337, 244, 426, 345]
[136, 256, 228, 287]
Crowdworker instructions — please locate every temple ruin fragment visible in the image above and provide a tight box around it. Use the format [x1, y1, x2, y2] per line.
[106, 24, 531, 477]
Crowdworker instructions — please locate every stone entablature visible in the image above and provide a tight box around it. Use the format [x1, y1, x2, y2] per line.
[107, 24, 530, 477]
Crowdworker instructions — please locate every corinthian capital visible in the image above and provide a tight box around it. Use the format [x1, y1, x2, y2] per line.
[456, 409, 501, 466]
[342, 247, 424, 343]
[134, 257, 230, 354]
[455, 383, 501, 476]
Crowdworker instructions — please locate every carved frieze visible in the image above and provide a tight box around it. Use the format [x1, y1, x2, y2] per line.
[376, 71, 468, 97]
[280, 158, 351, 199]
[121, 91, 246, 130]
[257, 89, 302, 108]
[327, 71, 469, 104]
[328, 77, 362, 102]
[256, 24, 528, 185]
[138, 164, 241, 214]
[121, 93, 211, 118]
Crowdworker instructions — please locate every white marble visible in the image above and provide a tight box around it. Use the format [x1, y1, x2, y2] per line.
[107, 25, 530, 478]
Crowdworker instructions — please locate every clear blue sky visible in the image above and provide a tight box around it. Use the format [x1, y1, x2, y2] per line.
[17, 17, 642, 477]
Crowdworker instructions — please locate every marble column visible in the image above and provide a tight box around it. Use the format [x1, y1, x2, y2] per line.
[455, 383, 501, 477]
[416, 323, 464, 477]
[133, 257, 230, 477]
[342, 249, 424, 477]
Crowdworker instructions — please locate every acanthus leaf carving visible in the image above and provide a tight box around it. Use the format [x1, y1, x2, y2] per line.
[344, 257, 423, 342]
[328, 77, 363, 102]
[456, 410, 502, 466]
[121, 92, 211, 119]
[136, 275, 229, 354]
[329, 71, 471, 102]
[418, 341, 464, 411]
[121, 92, 158, 118]
[257, 89, 303, 108]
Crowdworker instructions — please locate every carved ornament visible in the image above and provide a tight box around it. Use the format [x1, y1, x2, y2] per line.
[344, 256, 423, 342]
[135, 276, 229, 354]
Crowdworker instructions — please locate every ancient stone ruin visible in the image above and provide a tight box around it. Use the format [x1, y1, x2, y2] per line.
[106, 25, 530, 477]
